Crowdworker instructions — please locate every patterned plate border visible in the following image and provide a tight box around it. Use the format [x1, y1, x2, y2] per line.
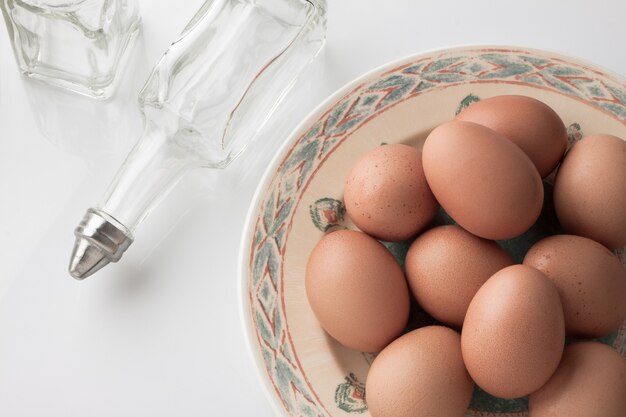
[240, 46, 626, 417]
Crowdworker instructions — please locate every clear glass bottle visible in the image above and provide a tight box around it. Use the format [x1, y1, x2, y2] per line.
[69, 0, 327, 278]
[0, 0, 141, 99]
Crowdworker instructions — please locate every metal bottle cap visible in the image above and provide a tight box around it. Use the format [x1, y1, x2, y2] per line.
[69, 208, 133, 280]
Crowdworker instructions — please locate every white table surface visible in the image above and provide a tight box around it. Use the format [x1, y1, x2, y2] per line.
[0, 1, 625, 416]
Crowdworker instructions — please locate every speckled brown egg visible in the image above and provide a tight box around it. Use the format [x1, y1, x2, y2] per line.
[344, 144, 438, 242]
[366, 326, 474, 417]
[422, 121, 543, 240]
[554, 134, 626, 249]
[455, 95, 567, 177]
[523, 234, 626, 337]
[404, 225, 514, 327]
[461, 264, 565, 399]
[529, 342, 626, 417]
[305, 230, 410, 352]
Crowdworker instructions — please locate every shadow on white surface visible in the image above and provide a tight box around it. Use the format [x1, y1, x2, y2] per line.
[21, 33, 151, 171]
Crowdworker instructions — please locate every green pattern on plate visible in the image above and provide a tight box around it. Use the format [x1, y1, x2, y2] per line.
[309, 198, 346, 232]
[469, 386, 528, 413]
[335, 373, 367, 414]
[455, 93, 481, 115]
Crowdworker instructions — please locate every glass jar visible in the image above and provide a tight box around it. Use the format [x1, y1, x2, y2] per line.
[1, 0, 141, 99]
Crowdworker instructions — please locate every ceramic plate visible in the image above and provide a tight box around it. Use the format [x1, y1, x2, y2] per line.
[239, 46, 626, 417]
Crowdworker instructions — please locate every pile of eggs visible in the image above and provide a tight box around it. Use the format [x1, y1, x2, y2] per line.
[305, 95, 626, 417]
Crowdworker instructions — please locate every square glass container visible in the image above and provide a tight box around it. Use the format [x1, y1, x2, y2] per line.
[1, 0, 141, 99]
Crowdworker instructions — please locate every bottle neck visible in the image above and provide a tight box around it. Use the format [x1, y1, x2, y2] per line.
[99, 119, 197, 232]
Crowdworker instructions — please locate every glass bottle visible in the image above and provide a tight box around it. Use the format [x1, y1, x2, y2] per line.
[0, 0, 141, 99]
[69, 0, 327, 278]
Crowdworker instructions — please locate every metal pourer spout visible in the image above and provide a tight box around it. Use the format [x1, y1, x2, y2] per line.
[69, 208, 133, 280]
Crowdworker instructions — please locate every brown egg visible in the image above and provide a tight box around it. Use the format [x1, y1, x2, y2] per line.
[366, 326, 474, 417]
[529, 342, 626, 417]
[305, 230, 409, 352]
[523, 234, 626, 337]
[461, 264, 565, 399]
[455, 95, 567, 177]
[422, 121, 543, 240]
[554, 134, 626, 249]
[405, 225, 513, 327]
[344, 144, 438, 242]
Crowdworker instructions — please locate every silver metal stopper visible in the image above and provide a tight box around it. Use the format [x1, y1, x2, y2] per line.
[69, 208, 133, 280]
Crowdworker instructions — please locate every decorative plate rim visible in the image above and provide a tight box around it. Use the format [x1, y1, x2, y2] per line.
[237, 44, 626, 417]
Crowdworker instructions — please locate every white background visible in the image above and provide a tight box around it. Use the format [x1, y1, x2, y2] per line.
[0, 1, 625, 416]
